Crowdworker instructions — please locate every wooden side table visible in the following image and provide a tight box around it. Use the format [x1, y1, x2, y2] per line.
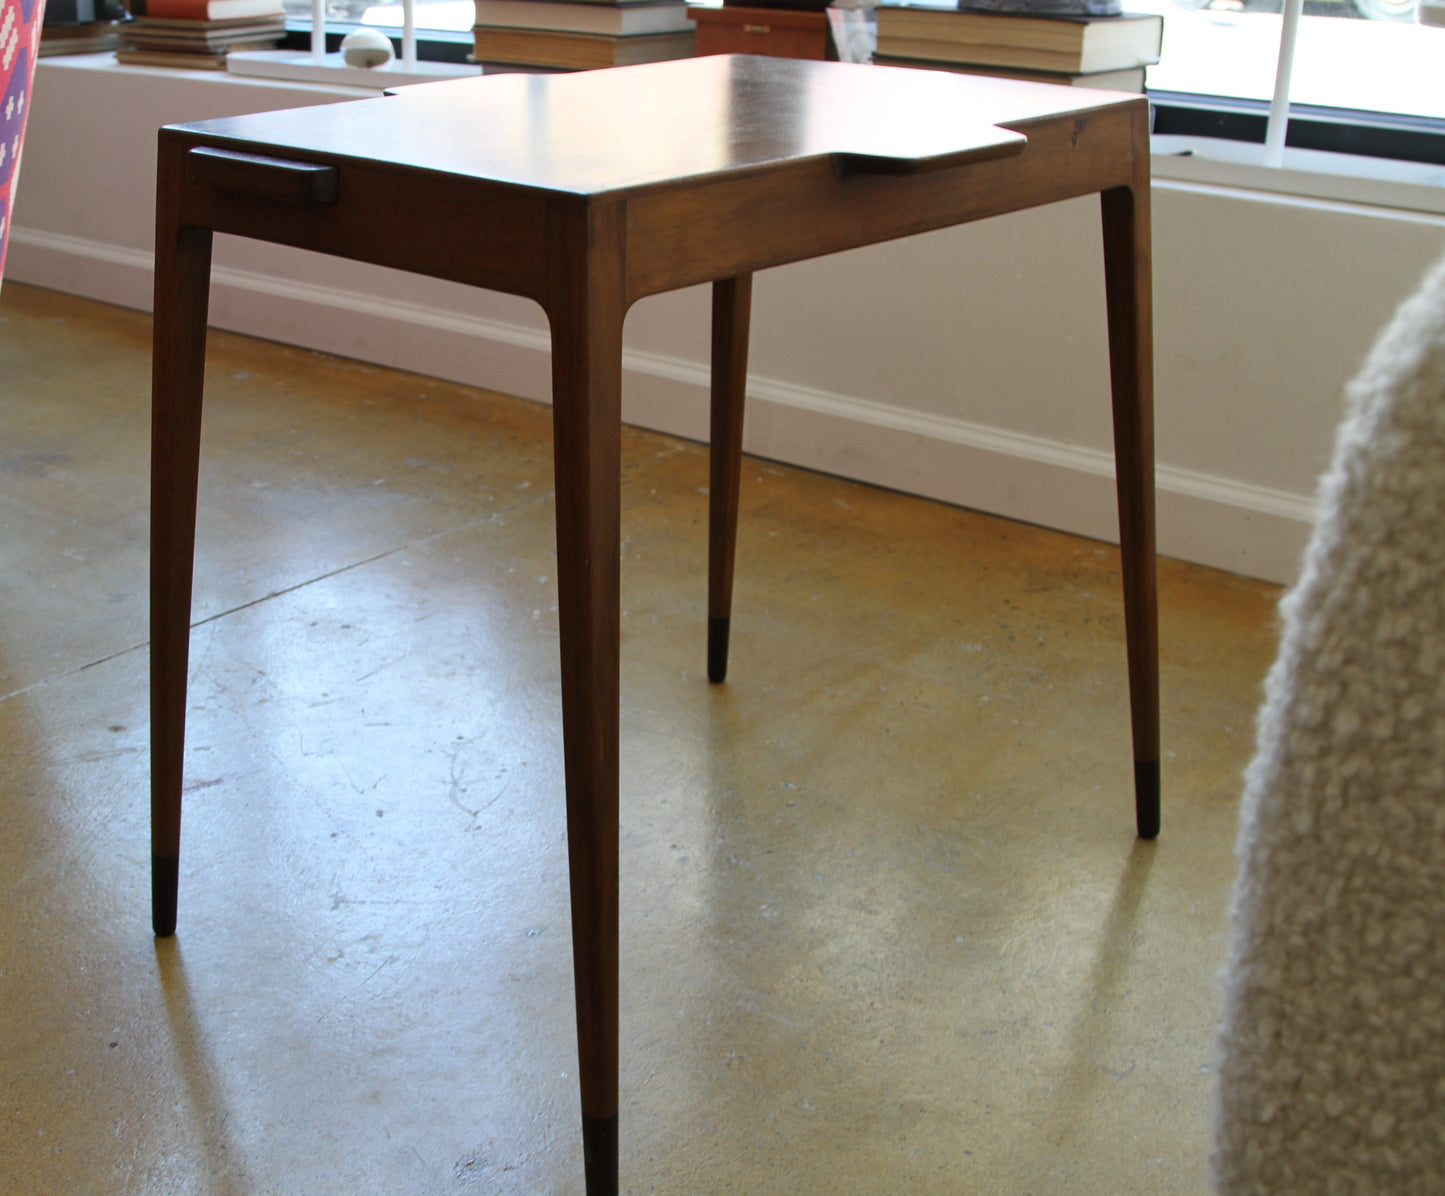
[150, 55, 1158, 1196]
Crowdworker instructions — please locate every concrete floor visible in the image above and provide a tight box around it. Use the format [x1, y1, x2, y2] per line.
[0, 281, 1282, 1195]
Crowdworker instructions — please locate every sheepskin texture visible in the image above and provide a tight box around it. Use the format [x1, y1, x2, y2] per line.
[1212, 249, 1445, 1195]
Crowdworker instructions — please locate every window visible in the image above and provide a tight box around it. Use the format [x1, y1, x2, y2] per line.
[282, 0, 473, 32]
[279, 0, 1445, 170]
[1139, 0, 1445, 166]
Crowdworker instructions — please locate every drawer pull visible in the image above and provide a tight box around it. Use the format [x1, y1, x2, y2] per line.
[187, 147, 339, 206]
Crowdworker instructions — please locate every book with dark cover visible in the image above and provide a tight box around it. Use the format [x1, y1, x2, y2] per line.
[959, 0, 1122, 16]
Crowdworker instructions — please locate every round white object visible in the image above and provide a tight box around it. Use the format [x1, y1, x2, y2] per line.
[340, 28, 395, 68]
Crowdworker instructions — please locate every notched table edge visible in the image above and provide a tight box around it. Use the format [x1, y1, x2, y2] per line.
[830, 125, 1029, 177]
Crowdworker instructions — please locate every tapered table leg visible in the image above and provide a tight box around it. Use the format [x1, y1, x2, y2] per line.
[707, 274, 753, 684]
[150, 148, 215, 938]
[1101, 162, 1161, 840]
[546, 198, 626, 1196]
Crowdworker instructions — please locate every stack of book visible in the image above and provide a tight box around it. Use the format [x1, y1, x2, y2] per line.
[872, 5, 1163, 92]
[117, 0, 287, 70]
[40, 19, 129, 54]
[41, 0, 129, 55]
[470, 0, 694, 71]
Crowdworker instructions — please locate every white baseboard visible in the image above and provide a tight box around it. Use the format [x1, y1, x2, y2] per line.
[8, 226, 1312, 585]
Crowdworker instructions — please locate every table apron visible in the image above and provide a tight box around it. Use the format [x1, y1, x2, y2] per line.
[168, 140, 555, 305]
[622, 105, 1146, 302]
[162, 101, 1144, 331]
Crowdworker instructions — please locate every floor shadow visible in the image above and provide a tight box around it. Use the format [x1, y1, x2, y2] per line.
[154, 937, 251, 1195]
[1032, 837, 1158, 1150]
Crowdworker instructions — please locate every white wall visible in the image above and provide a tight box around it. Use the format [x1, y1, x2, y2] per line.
[12, 55, 1445, 583]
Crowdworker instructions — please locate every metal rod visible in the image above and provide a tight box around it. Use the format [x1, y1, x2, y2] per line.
[1263, 0, 1304, 167]
[311, 0, 324, 63]
[402, 0, 417, 70]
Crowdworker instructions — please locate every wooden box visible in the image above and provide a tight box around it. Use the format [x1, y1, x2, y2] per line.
[688, 5, 831, 60]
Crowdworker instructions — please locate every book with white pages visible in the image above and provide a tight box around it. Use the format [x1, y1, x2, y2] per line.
[471, 0, 692, 35]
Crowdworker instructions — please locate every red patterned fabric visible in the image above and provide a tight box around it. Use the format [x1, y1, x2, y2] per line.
[1, 0, 44, 285]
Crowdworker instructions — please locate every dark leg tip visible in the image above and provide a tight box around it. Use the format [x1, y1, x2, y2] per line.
[1134, 759, 1161, 840]
[581, 1113, 618, 1196]
[707, 616, 731, 684]
[153, 854, 179, 938]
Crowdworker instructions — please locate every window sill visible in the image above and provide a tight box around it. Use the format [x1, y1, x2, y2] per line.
[1150, 135, 1445, 218]
[39, 48, 382, 95]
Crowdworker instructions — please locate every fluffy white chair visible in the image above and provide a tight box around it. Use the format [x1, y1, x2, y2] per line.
[1213, 249, 1445, 1194]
